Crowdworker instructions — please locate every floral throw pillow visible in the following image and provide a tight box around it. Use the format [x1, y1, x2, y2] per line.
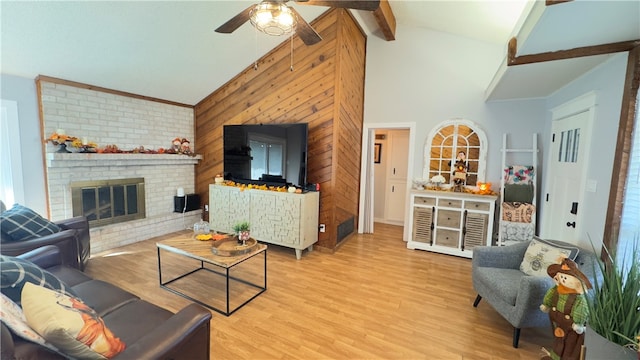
[0, 292, 60, 352]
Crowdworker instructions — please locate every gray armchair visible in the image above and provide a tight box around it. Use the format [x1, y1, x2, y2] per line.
[471, 239, 598, 348]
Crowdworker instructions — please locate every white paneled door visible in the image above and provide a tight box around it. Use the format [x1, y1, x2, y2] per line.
[542, 94, 595, 243]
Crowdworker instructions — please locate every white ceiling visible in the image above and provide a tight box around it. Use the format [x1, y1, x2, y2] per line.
[2, 1, 639, 104]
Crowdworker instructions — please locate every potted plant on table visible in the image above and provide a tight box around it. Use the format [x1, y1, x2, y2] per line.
[232, 221, 250, 246]
[585, 233, 640, 360]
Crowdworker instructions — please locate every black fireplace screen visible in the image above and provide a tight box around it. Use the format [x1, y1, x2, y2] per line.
[71, 178, 145, 227]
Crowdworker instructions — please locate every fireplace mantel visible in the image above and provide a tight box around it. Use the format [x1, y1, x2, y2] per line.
[46, 153, 202, 168]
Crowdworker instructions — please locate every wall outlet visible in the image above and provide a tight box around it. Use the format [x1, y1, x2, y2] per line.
[204, 204, 209, 212]
[319, 224, 326, 233]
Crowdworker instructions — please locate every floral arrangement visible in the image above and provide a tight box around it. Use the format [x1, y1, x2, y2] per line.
[45, 131, 78, 153]
[430, 175, 446, 184]
[46, 131, 77, 145]
[232, 221, 250, 233]
[413, 178, 429, 189]
[233, 221, 251, 244]
[45, 131, 197, 156]
[70, 138, 98, 152]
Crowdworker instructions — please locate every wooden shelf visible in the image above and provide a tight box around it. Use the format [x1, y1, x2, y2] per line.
[46, 153, 202, 168]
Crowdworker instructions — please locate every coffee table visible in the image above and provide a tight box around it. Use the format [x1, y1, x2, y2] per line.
[156, 233, 267, 316]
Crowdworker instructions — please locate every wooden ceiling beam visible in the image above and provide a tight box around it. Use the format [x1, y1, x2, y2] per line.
[372, 0, 396, 41]
[507, 37, 640, 66]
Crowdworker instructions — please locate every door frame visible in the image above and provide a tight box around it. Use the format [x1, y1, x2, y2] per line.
[540, 91, 597, 241]
[358, 122, 416, 241]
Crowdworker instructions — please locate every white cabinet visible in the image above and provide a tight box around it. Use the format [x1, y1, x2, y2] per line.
[407, 189, 497, 258]
[209, 185, 319, 259]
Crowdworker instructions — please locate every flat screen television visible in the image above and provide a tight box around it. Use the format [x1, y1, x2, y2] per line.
[223, 123, 308, 188]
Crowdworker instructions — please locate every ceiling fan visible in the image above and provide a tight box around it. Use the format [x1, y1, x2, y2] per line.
[215, 0, 380, 46]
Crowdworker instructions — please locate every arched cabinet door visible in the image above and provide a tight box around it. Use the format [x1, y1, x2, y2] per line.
[423, 119, 487, 186]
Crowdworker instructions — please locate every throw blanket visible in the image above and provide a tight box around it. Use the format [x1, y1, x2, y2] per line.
[502, 202, 536, 223]
[500, 221, 535, 242]
[504, 165, 535, 184]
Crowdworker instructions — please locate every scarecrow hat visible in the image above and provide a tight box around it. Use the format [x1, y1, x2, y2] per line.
[547, 258, 593, 289]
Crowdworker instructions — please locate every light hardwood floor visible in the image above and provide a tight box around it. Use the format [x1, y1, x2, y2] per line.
[85, 223, 551, 359]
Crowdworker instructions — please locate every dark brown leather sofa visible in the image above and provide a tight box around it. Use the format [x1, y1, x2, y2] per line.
[0, 245, 212, 360]
[1, 216, 90, 271]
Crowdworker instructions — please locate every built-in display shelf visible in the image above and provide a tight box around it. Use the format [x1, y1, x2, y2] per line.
[46, 153, 201, 168]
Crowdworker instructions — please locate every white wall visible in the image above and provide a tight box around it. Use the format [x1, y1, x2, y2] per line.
[0, 74, 47, 216]
[363, 25, 628, 252]
[542, 53, 628, 250]
[364, 25, 547, 187]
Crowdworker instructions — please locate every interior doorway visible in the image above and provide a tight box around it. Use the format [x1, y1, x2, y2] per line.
[373, 129, 409, 225]
[358, 122, 416, 240]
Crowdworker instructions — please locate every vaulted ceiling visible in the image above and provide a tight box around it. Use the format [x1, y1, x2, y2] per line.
[2, 1, 638, 104]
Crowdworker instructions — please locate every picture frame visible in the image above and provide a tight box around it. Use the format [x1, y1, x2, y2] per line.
[374, 143, 382, 163]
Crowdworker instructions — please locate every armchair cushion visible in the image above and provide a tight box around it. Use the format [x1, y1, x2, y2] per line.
[0, 255, 76, 304]
[1, 204, 61, 242]
[519, 238, 579, 277]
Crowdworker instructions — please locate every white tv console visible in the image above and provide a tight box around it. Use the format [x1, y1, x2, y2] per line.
[209, 185, 319, 259]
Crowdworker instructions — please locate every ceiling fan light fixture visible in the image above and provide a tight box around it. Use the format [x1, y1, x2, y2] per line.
[250, 1, 297, 36]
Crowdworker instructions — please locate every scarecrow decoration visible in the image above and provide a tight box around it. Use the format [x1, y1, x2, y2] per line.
[451, 151, 468, 192]
[540, 257, 592, 360]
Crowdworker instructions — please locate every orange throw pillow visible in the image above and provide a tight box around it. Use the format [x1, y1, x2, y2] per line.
[21, 282, 125, 359]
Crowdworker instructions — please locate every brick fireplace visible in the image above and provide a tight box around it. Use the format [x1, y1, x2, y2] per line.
[38, 78, 202, 254]
[70, 177, 146, 227]
[46, 153, 202, 253]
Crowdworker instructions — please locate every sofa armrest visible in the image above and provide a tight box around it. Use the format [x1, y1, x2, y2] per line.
[472, 241, 530, 270]
[1, 230, 81, 270]
[511, 275, 554, 326]
[16, 245, 64, 269]
[114, 304, 212, 360]
[54, 216, 87, 231]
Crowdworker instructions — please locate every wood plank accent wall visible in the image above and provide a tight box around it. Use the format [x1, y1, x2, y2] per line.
[194, 8, 366, 251]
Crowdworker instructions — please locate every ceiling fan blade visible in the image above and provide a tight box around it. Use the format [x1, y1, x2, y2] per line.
[296, 0, 380, 11]
[289, 7, 322, 45]
[215, 4, 255, 33]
